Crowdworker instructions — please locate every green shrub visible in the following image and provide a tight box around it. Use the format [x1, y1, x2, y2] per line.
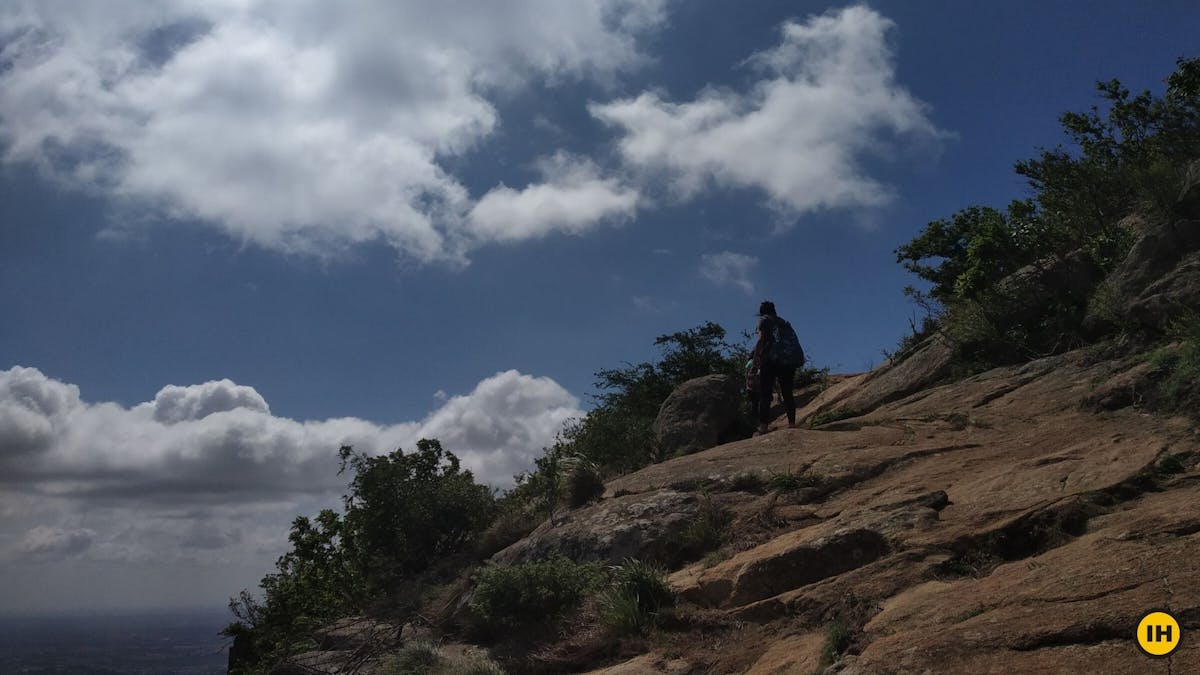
[808, 408, 860, 428]
[561, 456, 606, 508]
[224, 440, 495, 674]
[469, 557, 603, 630]
[475, 509, 542, 559]
[766, 469, 823, 493]
[821, 622, 852, 666]
[597, 559, 674, 637]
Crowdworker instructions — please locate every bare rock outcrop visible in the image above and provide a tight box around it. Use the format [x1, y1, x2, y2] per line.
[1093, 216, 1200, 330]
[799, 334, 955, 423]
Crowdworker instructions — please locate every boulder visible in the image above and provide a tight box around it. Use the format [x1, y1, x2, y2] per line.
[1128, 250, 1200, 329]
[653, 374, 743, 456]
[490, 489, 702, 565]
[677, 527, 890, 608]
[1108, 219, 1200, 303]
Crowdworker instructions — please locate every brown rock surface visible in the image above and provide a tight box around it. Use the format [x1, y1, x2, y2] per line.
[577, 349, 1198, 674]
[491, 489, 706, 565]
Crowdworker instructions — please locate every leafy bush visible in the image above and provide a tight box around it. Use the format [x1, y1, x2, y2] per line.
[469, 557, 604, 631]
[475, 509, 542, 559]
[338, 440, 496, 588]
[896, 57, 1200, 373]
[575, 322, 750, 473]
[504, 323, 750, 515]
[224, 440, 495, 673]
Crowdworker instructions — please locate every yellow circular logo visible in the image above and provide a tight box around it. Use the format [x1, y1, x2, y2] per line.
[1136, 611, 1181, 657]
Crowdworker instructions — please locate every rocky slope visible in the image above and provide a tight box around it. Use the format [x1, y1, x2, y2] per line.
[499, 347, 1198, 674]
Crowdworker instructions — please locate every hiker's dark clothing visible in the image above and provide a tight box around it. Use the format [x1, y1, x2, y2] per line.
[753, 313, 797, 426]
[758, 362, 796, 425]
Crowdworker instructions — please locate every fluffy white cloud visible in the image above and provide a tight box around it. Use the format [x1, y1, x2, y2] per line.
[590, 5, 947, 218]
[0, 366, 580, 502]
[0, 0, 666, 261]
[405, 370, 582, 483]
[468, 153, 639, 242]
[0, 364, 582, 580]
[700, 251, 758, 294]
[151, 379, 270, 424]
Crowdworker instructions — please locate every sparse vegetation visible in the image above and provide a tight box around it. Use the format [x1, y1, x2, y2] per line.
[808, 408, 860, 428]
[469, 557, 604, 632]
[1145, 313, 1200, 416]
[666, 495, 730, 566]
[821, 622, 852, 666]
[951, 607, 987, 624]
[727, 471, 769, 494]
[766, 469, 824, 493]
[596, 559, 675, 636]
[381, 643, 506, 675]
[383, 641, 440, 674]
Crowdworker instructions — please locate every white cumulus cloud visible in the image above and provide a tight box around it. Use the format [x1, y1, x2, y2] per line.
[469, 153, 639, 242]
[0, 366, 581, 505]
[0, 364, 584, 607]
[590, 4, 947, 220]
[0, 0, 666, 261]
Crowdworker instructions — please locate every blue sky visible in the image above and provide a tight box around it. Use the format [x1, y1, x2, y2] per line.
[1, 1, 1197, 612]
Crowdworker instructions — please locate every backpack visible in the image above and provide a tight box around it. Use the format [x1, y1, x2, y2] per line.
[768, 317, 805, 368]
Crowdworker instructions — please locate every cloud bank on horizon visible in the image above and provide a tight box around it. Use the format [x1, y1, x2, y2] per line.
[0, 365, 581, 566]
[0, 2, 944, 263]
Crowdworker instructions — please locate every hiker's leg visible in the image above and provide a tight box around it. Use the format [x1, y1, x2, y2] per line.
[779, 367, 796, 425]
[757, 366, 774, 425]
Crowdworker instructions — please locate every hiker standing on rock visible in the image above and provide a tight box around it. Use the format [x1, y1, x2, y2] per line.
[752, 300, 803, 433]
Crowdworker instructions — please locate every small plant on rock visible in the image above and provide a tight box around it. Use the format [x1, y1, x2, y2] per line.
[597, 559, 675, 636]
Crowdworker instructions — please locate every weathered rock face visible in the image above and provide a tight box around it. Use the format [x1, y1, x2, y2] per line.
[1128, 249, 1200, 328]
[490, 489, 704, 565]
[680, 527, 890, 608]
[652, 374, 743, 456]
[1098, 218, 1200, 329]
[799, 334, 955, 423]
[267, 617, 403, 675]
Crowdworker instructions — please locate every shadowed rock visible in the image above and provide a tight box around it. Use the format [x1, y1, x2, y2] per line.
[653, 374, 743, 456]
